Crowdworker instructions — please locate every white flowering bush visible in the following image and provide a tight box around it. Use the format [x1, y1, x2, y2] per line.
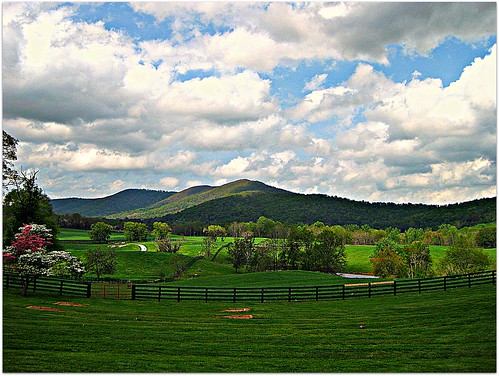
[17, 250, 86, 277]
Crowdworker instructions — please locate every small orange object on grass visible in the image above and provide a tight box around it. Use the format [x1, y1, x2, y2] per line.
[53, 302, 88, 307]
[26, 306, 64, 312]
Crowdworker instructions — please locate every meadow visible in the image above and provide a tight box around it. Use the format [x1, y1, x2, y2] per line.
[3, 228, 496, 372]
[58, 229, 496, 281]
[3, 284, 495, 373]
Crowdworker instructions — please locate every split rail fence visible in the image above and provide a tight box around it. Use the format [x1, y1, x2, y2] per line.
[3, 270, 496, 302]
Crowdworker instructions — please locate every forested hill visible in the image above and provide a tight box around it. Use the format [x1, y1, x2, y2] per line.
[151, 191, 496, 230]
[50, 189, 175, 218]
[50, 179, 496, 230]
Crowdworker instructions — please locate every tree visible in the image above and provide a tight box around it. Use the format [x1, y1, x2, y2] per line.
[202, 225, 227, 257]
[370, 238, 407, 278]
[124, 222, 149, 241]
[303, 228, 346, 273]
[255, 216, 276, 238]
[402, 227, 425, 244]
[402, 241, 433, 278]
[3, 130, 19, 189]
[437, 234, 493, 275]
[3, 169, 60, 248]
[151, 222, 172, 240]
[228, 236, 254, 273]
[437, 224, 458, 246]
[84, 248, 117, 280]
[4, 223, 85, 296]
[279, 226, 303, 270]
[475, 225, 496, 248]
[89, 222, 113, 243]
[157, 237, 182, 253]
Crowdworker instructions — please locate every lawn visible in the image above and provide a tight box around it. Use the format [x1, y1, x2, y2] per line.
[3, 285, 495, 372]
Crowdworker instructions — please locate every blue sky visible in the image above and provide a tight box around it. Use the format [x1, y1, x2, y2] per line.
[3, 2, 497, 204]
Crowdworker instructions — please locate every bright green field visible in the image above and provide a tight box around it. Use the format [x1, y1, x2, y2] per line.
[3, 285, 495, 372]
[59, 229, 496, 280]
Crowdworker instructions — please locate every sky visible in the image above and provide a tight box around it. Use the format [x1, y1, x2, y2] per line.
[2, 1, 497, 204]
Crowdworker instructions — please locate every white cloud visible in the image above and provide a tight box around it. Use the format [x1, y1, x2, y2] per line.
[159, 177, 180, 189]
[3, 2, 496, 204]
[109, 180, 125, 192]
[304, 74, 328, 91]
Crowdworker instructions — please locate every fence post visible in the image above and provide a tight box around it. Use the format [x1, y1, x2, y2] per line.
[368, 283, 371, 298]
[177, 287, 181, 303]
[233, 288, 237, 303]
[393, 280, 397, 296]
[492, 271, 496, 285]
[288, 287, 291, 302]
[33, 277, 37, 294]
[131, 284, 136, 300]
[315, 287, 319, 301]
[5, 274, 10, 289]
[418, 279, 421, 294]
[261, 288, 264, 303]
[443, 276, 447, 291]
[59, 280, 64, 296]
[205, 288, 208, 303]
[158, 286, 162, 302]
[468, 273, 471, 288]
[342, 284, 345, 299]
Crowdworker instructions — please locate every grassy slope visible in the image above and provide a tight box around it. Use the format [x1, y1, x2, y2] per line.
[3, 285, 495, 372]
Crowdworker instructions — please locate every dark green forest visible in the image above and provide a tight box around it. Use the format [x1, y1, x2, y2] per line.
[155, 191, 495, 230]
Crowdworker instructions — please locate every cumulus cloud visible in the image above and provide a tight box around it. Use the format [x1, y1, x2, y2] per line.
[159, 177, 180, 189]
[3, 2, 496, 203]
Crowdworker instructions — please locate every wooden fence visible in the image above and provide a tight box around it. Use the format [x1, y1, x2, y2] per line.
[131, 270, 496, 302]
[3, 270, 496, 302]
[3, 274, 91, 297]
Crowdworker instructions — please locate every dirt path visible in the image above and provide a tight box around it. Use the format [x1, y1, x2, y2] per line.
[138, 244, 147, 252]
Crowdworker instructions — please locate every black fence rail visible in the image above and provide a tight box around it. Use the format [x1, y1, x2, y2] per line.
[132, 270, 496, 302]
[3, 274, 91, 297]
[3, 270, 496, 302]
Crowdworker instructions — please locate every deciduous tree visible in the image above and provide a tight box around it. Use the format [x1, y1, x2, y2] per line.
[437, 234, 493, 275]
[152, 222, 172, 240]
[124, 222, 149, 241]
[89, 222, 113, 243]
[84, 248, 117, 280]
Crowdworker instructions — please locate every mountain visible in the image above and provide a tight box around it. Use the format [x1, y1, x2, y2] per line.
[109, 179, 288, 219]
[50, 179, 496, 230]
[50, 189, 175, 218]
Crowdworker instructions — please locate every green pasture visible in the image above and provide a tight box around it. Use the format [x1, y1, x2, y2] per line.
[59, 228, 126, 241]
[167, 270, 376, 287]
[3, 285, 495, 373]
[59, 228, 496, 281]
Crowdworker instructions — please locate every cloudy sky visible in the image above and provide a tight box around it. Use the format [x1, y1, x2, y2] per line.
[3, 2, 497, 204]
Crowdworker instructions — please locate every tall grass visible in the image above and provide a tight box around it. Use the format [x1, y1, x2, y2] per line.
[3, 285, 495, 372]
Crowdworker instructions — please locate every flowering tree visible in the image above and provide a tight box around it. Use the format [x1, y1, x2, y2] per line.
[4, 224, 85, 296]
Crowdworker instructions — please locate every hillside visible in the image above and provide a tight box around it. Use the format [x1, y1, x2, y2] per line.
[50, 189, 175, 218]
[151, 191, 496, 230]
[50, 179, 496, 229]
[108, 179, 288, 219]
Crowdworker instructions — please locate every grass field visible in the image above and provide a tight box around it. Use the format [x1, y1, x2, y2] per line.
[3, 285, 495, 372]
[58, 228, 496, 280]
